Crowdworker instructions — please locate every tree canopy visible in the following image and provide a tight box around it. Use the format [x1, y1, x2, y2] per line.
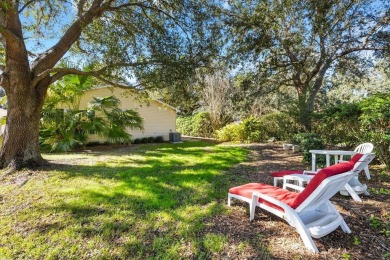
[220, 0, 389, 129]
[0, 0, 219, 170]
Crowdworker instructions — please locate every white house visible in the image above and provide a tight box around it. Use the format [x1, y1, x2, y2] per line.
[78, 86, 177, 142]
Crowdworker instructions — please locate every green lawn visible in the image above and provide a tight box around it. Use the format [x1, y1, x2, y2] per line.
[0, 141, 248, 259]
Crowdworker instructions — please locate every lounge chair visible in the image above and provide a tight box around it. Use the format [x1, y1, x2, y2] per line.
[227, 153, 375, 252]
[282, 153, 375, 202]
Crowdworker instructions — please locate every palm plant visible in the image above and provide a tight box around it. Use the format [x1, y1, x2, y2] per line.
[40, 75, 143, 152]
[89, 96, 144, 144]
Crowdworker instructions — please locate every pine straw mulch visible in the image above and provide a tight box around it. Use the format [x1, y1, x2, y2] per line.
[204, 143, 390, 260]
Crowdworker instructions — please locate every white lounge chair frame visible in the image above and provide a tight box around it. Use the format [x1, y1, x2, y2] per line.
[339, 143, 374, 180]
[283, 153, 375, 202]
[228, 153, 375, 253]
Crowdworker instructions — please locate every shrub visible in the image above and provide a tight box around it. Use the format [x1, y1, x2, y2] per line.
[192, 112, 213, 138]
[359, 93, 390, 168]
[215, 116, 264, 143]
[176, 116, 193, 136]
[132, 138, 141, 144]
[154, 136, 164, 143]
[176, 112, 213, 138]
[241, 116, 265, 143]
[131, 136, 165, 144]
[215, 122, 244, 142]
[312, 103, 361, 147]
[292, 133, 325, 164]
[258, 112, 300, 141]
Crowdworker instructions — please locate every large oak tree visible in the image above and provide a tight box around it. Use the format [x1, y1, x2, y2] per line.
[0, 0, 217, 170]
[222, 0, 389, 130]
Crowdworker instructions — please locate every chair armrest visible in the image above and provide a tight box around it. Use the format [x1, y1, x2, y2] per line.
[283, 183, 305, 192]
[303, 170, 318, 175]
[283, 174, 313, 182]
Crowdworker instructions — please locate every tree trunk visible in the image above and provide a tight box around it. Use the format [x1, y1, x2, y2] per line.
[294, 84, 312, 131]
[0, 83, 46, 170]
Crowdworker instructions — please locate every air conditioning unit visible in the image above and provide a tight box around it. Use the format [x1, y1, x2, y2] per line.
[169, 132, 181, 143]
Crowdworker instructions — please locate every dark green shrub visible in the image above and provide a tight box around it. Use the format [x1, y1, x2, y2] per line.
[292, 133, 325, 164]
[259, 112, 300, 141]
[176, 116, 193, 136]
[154, 136, 164, 143]
[146, 137, 155, 143]
[241, 116, 265, 143]
[192, 112, 213, 138]
[176, 112, 213, 138]
[132, 138, 141, 144]
[313, 103, 361, 148]
[359, 93, 390, 168]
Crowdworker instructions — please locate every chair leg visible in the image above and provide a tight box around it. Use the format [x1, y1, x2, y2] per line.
[340, 219, 351, 233]
[227, 194, 231, 207]
[364, 166, 371, 180]
[250, 197, 256, 221]
[294, 220, 319, 253]
[344, 183, 362, 202]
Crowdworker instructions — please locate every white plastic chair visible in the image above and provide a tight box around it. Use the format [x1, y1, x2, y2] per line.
[340, 143, 374, 179]
[283, 153, 376, 202]
[228, 153, 375, 253]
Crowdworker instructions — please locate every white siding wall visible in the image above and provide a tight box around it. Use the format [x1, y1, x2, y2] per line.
[78, 87, 176, 142]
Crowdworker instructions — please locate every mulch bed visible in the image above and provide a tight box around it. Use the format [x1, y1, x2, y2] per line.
[205, 143, 390, 259]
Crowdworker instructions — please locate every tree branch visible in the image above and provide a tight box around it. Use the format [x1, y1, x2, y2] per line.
[94, 76, 142, 91]
[46, 67, 142, 92]
[34, 61, 163, 87]
[336, 47, 386, 59]
[18, 0, 37, 14]
[31, 0, 107, 76]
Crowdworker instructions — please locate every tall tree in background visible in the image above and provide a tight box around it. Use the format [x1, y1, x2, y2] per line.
[0, 0, 217, 170]
[222, 0, 389, 130]
[197, 70, 234, 130]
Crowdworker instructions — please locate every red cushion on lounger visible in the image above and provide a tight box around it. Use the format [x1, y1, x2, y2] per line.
[290, 162, 354, 209]
[349, 153, 363, 164]
[229, 183, 299, 212]
[271, 170, 304, 177]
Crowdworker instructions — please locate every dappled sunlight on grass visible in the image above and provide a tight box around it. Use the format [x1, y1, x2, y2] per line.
[0, 141, 247, 259]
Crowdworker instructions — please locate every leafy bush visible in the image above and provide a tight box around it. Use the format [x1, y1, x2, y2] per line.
[215, 122, 244, 142]
[292, 133, 325, 164]
[40, 96, 143, 152]
[313, 103, 361, 147]
[359, 93, 390, 168]
[176, 112, 213, 137]
[176, 116, 193, 135]
[215, 116, 264, 143]
[192, 112, 213, 137]
[154, 136, 164, 143]
[258, 112, 300, 141]
[131, 136, 165, 144]
[241, 116, 265, 142]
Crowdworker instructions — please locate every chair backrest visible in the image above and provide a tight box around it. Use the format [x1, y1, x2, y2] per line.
[351, 153, 375, 173]
[293, 153, 375, 212]
[354, 143, 374, 154]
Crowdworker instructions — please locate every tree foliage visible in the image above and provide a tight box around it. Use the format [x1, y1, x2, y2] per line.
[0, 0, 218, 169]
[221, 0, 389, 130]
[359, 93, 390, 168]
